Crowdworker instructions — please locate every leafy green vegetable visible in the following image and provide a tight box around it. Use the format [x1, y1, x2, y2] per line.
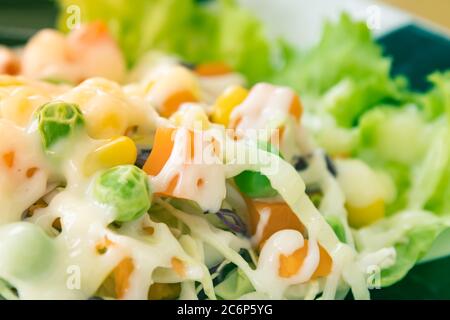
[272, 14, 408, 127]
[0, 278, 18, 300]
[419, 72, 450, 215]
[57, 0, 281, 84]
[354, 73, 450, 215]
[354, 211, 448, 287]
[93, 165, 152, 222]
[355, 105, 430, 214]
[381, 224, 446, 286]
[36, 101, 85, 151]
[214, 268, 254, 299]
[325, 215, 347, 243]
[358, 106, 429, 166]
[421, 72, 450, 120]
[234, 141, 281, 198]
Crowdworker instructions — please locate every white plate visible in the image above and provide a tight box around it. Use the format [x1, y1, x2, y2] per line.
[239, 0, 411, 48]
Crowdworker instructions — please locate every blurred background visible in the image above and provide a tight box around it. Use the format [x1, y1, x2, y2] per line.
[382, 0, 450, 30]
[0, 0, 448, 46]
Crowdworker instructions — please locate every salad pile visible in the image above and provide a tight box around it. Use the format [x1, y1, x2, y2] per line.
[0, 0, 448, 300]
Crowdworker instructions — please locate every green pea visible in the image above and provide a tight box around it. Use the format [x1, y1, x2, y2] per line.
[93, 165, 152, 222]
[325, 215, 347, 243]
[234, 141, 281, 198]
[0, 222, 54, 280]
[36, 101, 85, 150]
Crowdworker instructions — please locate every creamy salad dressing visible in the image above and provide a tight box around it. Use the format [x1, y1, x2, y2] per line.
[297, 150, 353, 244]
[230, 83, 296, 136]
[251, 207, 271, 245]
[0, 76, 71, 127]
[2, 132, 206, 299]
[254, 229, 321, 297]
[256, 150, 369, 299]
[0, 120, 50, 224]
[0, 51, 377, 300]
[154, 138, 369, 299]
[57, 78, 159, 139]
[150, 127, 227, 212]
[142, 65, 199, 111]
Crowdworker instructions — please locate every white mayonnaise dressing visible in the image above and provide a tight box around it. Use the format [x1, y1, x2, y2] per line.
[150, 128, 227, 212]
[0, 87, 50, 127]
[253, 229, 321, 298]
[296, 150, 352, 245]
[251, 207, 271, 246]
[142, 65, 199, 111]
[0, 123, 204, 299]
[225, 140, 369, 299]
[229, 83, 295, 136]
[0, 120, 49, 225]
[57, 77, 159, 139]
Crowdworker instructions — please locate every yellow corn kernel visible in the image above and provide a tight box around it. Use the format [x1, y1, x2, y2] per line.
[211, 86, 248, 126]
[83, 136, 137, 176]
[346, 199, 385, 229]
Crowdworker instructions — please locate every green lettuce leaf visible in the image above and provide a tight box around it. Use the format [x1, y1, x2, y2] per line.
[57, 0, 281, 84]
[421, 71, 450, 120]
[353, 73, 450, 215]
[353, 73, 450, 285]
[420, 72, 450, 214]
[214, 268, 254, 299]
[381, 224, 446, 286]
[272, 14, 409, 127]
[354, 211, 448, 287]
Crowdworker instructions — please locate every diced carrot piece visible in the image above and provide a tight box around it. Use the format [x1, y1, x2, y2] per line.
[2, 151, 15, 168]
[156, 175, 179, 197]
[143, 128, 176, 176]
[0, 47, 20, 75]
[89, 21, 109, 36]
[143, 128, 196, 197]
[195, 62, 233, 77]
[314, 245, 333, 278]
[171, 257, 186, 278]
[279, 243, 308, 278]
[278, 240, 332, 279]
[76, 21, 109, 43]
[161, 90, 198, 118]
[246, 199, 306, 250]
[114, 257, 134, 299]
[289, 94, 303, 122]
[26, 167, 38, 178]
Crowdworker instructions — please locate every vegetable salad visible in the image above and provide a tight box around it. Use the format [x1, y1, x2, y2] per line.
[0, 0, 448, 300]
